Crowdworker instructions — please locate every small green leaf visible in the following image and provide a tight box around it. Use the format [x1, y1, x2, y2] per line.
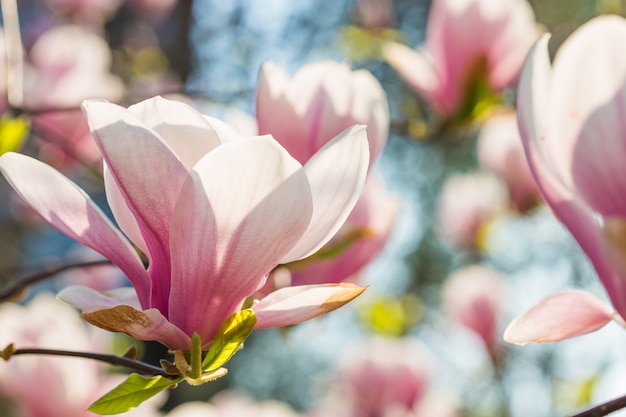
[88, 373, 181, 415]
[202, 309, 256, 372]
[0, 114, 29, 155]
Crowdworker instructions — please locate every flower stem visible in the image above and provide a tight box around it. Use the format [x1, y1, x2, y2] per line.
[570, 394, 626, 417]
[9, 347, 173, 378]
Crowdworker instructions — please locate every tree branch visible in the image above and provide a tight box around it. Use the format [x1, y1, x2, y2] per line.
[0, 259, 113, 302]
[570, 394, 626, 417]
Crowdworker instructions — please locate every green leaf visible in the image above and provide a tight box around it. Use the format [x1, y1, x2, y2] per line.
[0, 114, 29, 155]
[88, 373, 181, 415]
[202, 309, 256, 372]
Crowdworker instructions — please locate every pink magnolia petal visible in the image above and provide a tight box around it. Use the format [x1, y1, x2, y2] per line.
[58, 285, 141, 311]
[256, 62, 309, 164]
[168, 137, 313, 342]
[518, 33, 626, 319]
[127, 96, 223, 169]
[82, 99, 188, 311]
[547, 16, 626, 217]
[253, 283, 366, 328]
[81, 305, 191, 350]
[0, 152, 150, 306]
[503, 290, 613, 344]
[382, 43, 441, 111]
[281, 125, 369, 262]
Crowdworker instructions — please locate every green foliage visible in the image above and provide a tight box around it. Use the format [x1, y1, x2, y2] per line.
[203, 309, 256, 372]
[87, 374, 182, 415]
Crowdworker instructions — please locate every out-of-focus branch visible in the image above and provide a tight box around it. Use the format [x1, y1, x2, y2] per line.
[570, 395, 626, 417]
[1, 0, 23, 109]
[0, 259, 112, 301]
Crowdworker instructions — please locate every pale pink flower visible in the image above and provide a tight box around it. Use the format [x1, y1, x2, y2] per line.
[442, 265, 504, 352]
[436, 172, 508, 249]
[307, 337, 458, 417]
[383, 0, 540, 116]
[287, 173, 400, 286]
[256, 60, 389, 167]
[256, 60, 397, 286]
[505, 15, 626, 344]
[0, 96, 369, 350]
[165, 392, 299, 417]
[0, 293, 162, 417]
[353, 0, 395, 29]
[477, 111, 539, 211]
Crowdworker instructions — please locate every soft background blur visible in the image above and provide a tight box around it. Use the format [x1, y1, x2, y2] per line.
[2, 1, 626, 416]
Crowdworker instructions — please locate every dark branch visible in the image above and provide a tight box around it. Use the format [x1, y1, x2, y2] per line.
[570, 394, 626, 417]
[0, 259, 113, 302]
[10, 347, 173, 378]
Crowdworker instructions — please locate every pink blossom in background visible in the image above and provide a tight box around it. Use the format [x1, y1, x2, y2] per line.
[256, 60, 388, 167]
[383, 0, 540, 117]
[436, 172, 508, 250]
[307, 337, 458, 417]
[442, 264, 505, 353]
[477, 111, 539, 211]
[0, 293, 162, 417]
[505, 15, 626, 343]
[164, 392, 299, 417]
[353, 0, 395, 29]
[23, 25, 124, 168]
[256, 60, 399, 287]
[288, 173, 401, 286]
[0, 96, 369, 350]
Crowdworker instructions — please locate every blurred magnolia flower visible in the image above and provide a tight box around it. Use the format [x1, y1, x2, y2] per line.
[307, 337, 458, 417]
[256, 60, 398, 287]
[0, 96, 369, 350]
[165, 391, 299, 417]
[504, 15, 626, 344]
[0, 293, 162, 417]
[442, 264, 505, 353]
[383, 0, 540, 118]
[436, 172, 508, 250]
[256, 60, 388, 167]
[477, 111, 539, 211]
[23, 25, 124, 168]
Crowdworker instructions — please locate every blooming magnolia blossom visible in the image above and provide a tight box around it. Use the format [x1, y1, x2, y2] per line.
[504, 15, 626, 344]
[165, 392, 299, 417]
[436, 172, 508, 249]
[256, 60, 398, 287]
[0, 96, 369, 350]
[383, 0, 540, 117]
[256, 60, 388, 167]
[307, 337, 458, 417]
[442, 265, 504, 352]
[0, 293, 162, 417]
[477, 111, 539, 211]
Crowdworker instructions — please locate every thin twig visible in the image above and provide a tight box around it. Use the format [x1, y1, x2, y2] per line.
[0, 259, 113, 301]
[0, 0, 23, 109]
[570, 394, 626, 417]
[11, 347, 173, 378]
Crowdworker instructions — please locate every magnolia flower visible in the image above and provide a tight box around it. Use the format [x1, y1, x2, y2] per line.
[256, 60, 388, 167]
[165, 392, 299, 417]
[504, 16, 626, 344]
[477, 111, 539, 211]
[42, 0, 123, 23]
[436, 172, 508, 249]
[256, 60, 397, 286]
[0, 293, 162, 417]
[442, 265, 504, 352]
[0, 96, 369, 350]
[383, 0, 540, 117]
